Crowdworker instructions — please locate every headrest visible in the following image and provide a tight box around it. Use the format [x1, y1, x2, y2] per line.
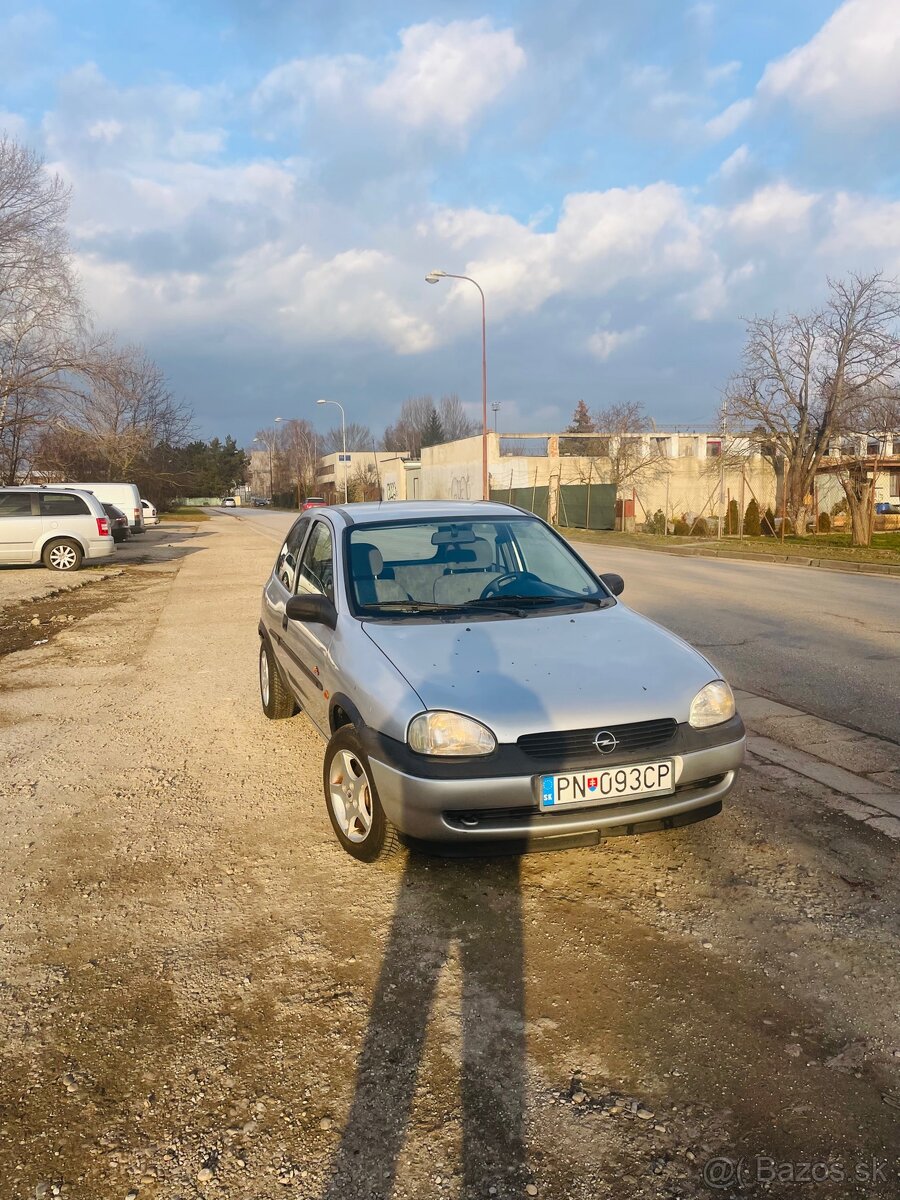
[469, 537, 494, 566]
[350, 542, 384, 578]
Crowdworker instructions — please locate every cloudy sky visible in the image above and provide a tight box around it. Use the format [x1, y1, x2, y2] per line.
[3, 0, 900, 442]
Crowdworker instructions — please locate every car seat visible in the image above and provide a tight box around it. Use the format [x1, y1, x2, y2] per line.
[350, 543, 411, 605]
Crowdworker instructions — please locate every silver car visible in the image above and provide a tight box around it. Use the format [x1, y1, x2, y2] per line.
[258, 502, 745, 861]
[0, 486, 116, 570]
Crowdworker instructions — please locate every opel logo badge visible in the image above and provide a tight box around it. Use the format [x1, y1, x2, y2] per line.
[594, 730, 618, 754]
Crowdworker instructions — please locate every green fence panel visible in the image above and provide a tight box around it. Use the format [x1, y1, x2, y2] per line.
[490, 486, 549, 520]
[557, 483, 615, 529]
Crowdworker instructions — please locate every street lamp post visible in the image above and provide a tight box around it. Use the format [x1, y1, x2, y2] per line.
[317, 399, 348, 504]
[425, 269, 488, 501]
[252, 436, 274, 499]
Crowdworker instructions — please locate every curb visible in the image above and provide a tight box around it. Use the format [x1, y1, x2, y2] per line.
[565, 535, 900, 578]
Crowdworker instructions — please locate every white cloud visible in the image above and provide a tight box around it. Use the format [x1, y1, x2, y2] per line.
[714, 144, 750, 179]
[707, 0, 900, 138]
[253, 19, 524, 140]
[587, 325, 646, 360]
[727, 182, 817, 237]
[705, 96, 753, 139]
[760, 0, 900, 120]
[371, 19, 525, 132]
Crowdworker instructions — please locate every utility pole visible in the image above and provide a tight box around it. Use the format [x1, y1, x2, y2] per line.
[491, 402, 500, 433]
[717, 400, 727, 539]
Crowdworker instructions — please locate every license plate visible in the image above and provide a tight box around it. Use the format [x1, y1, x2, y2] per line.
[539, 760, 675, 809]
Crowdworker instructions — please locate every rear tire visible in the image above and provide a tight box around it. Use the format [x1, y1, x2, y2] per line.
[42, 539, 83, 571]
[259, 638, 296, 719]
[323, 727, 401, 863]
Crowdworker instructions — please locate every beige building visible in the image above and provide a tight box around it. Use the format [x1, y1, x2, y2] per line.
[417, 431, 778, 527]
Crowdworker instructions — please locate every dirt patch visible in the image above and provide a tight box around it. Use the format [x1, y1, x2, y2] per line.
[0, 569, 168, 658]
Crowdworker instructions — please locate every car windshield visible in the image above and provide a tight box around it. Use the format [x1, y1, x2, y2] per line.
[347, 516, 610, 618]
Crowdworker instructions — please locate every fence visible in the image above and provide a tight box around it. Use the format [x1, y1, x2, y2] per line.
[557, 483, 616, 530]
[489, 485, 549, 520]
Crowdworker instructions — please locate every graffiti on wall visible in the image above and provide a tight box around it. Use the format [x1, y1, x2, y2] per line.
[450, 473, 471, 500]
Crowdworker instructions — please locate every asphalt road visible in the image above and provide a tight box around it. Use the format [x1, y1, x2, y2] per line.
[230, 507, 900, 742]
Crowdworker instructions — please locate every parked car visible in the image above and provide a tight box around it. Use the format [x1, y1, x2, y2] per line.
[258, 502, 745, 862]
[63, 481, 144, 534]
[252, 497, 270, 508]
[0, 486, 115, 571]
[222, 497, 237, 507]
[102, 502, 131, 543]
[141, 498, 160, 526]
[302, 497, 326, 511]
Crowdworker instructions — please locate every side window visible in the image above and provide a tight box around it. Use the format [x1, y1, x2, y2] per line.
[39, 492, 90, 517]
[274, 518, 309, 592]
[0, 493, 35, 517]
[296, 521, 335, 603]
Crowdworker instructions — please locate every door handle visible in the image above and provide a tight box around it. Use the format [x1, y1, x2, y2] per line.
[282, 613, 288, 630]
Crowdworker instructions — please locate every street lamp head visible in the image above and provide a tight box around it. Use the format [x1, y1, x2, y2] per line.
[274, 416, 284, 423]
[425, 270, 447, 284]
[316, 398, 327, 406]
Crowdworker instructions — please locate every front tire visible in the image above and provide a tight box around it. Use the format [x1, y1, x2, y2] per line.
[323, 727, 401, 863]
[42, 539, 83, 571]
[259, 638, 296, 719]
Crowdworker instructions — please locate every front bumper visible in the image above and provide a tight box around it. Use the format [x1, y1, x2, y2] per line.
[364, 720, 745, 845]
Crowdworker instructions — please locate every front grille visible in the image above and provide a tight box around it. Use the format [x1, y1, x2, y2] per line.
[517, 717, 678, 760]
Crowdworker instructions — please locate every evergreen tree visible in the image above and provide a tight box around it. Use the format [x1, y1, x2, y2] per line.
[727, 498, 740, 535]
[563, 400, 596, 456]
[421, 408, 445, 448]
[743, 497, 761, 536]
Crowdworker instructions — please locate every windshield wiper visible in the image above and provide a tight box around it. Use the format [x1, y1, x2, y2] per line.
[362, 599, 525, 617]
[468, 594, 611, 609]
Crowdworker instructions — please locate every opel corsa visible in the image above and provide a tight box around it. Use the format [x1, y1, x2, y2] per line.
[258, 502, 745, 861]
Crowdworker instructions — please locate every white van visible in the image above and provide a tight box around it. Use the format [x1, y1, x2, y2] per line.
[64, 482, 144, 533]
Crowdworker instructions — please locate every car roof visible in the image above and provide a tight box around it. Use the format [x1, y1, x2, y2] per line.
[320, 500, 527, 527]
[0, 485, 98, 495]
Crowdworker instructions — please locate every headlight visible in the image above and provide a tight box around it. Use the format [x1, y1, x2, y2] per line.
[689, 680, 735, 728]
[407, 711, 497, 757]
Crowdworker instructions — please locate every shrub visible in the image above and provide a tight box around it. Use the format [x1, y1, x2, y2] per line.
[817, 511, 831, 533]
[727, 498, 740, 535]
[690, 516, 710, 537]
[762, 507, 777, 536]
[673, 518, 690, 536]
[646, 509, 666, 535]
[780, 516, 794, 535]
[743, 497, 761, 536]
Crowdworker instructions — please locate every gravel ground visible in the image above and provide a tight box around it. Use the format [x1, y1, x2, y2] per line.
[0, 515, 898, 1200]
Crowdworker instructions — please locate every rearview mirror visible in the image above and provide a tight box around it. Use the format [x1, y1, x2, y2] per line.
[285, 593, 337, 627]
[600, 572, 624, 597]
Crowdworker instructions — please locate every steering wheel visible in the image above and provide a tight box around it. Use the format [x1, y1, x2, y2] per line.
[479, 572, 519, 599]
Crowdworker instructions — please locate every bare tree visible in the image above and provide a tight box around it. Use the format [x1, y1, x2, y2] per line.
[438, 393, 477, 442]
[727, 272, 900, 534]
[0, 136, 98, 483]
[382, 395, 439, 456]
[592, 400, 667, 494]
[274, 418, 318, 500]
[37, 344, 192, 483]
[830, 390, 900, 545]
[320, 421, 373, 454]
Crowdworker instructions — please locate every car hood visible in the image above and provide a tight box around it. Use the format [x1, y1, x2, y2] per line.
[362, 603, 719, 743]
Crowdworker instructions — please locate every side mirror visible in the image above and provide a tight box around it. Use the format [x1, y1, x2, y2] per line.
[285, 593, 337, 628]
[600, 572, 624, 597]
